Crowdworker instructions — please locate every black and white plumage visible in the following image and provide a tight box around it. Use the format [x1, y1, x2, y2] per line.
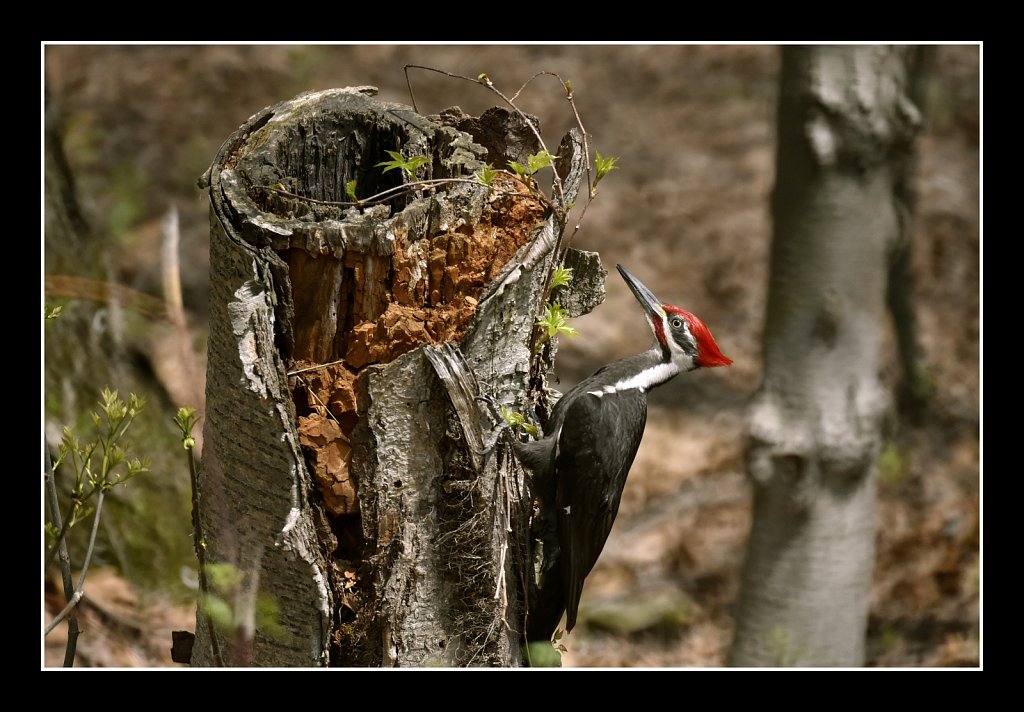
[517, 264, 732, 643]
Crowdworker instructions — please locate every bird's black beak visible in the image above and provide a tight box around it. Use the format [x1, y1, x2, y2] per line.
[617, 264, 665, 322]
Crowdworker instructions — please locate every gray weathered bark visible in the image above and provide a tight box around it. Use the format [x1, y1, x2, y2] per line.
[729, 47, 924, 667]
[193, 87, 590, 666]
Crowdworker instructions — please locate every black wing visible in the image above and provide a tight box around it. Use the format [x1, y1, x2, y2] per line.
[554, 390, 647, 632]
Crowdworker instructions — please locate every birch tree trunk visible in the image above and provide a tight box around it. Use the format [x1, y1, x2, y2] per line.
[729, 47, 925, 667]
[191, 87, 590, 666]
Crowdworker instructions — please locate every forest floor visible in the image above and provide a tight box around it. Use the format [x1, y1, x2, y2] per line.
[43, 44, 980, 668]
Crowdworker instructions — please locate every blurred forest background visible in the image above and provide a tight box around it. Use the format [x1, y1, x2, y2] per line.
[42, 44, 980, 667]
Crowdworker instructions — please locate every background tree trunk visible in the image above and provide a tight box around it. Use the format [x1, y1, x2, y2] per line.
[729, 46, 925, 667]
[191, 87, 590, 666]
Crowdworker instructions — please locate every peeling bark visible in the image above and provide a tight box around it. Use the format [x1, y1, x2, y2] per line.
[730, 47, 924, 667]
[194, 87, 592, 666]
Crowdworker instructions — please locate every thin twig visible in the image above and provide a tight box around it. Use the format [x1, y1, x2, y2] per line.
[45, 501, 77, 567]
[403, 64, 605, 336]
[45, 440, 101, 566]
[560, 86, 594, 202]
[287, 359, 347, 377]
[404, 65, 420, 114]
[45, 490, 105, 636]
[403, 65, 567, 211]
[295, 375, 342, 426]
[494, 542, 507, 601]
[45, 591, 84, 637]
[73, 489, 103, 599]
[44, 449, 80, 666]
[255, 176, 534, 210]
[182, 420, 224, 666]
[508, 71, 557, 103]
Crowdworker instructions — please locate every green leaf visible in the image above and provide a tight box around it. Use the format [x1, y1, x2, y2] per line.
[508, 160, 529, 182]
[126, 396, 142, 418]
[536, 301, 578, 342]
[345, 179, 359, 202]
[594, 152, 619, 184]
[174, 406, 199, 443]
[100, 388, 118, 414]
[475, 164, 499, 188]
[108, 444, 125, 468]
[527, 150, 557, 175]
[201, 594, 234, 632]
[550, 263, 573, 290]
[44, 304, 63, 320]
[404, 155, 431, 173]
[500, 407, 539, 439]
[376, 150, 405, 172]
[376, 150, 430, 179]
[509, 150, 558, 181]
[204, 562, 243, 594]
[126, 458, 149, 478]
[500, 406, 523, 427]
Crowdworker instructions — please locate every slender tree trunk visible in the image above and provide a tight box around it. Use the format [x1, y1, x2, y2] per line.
[729, 47, 924, 667]
[191, 88, 590, 666]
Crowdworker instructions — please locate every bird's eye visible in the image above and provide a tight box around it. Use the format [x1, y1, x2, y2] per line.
[671, 317, 684, 329]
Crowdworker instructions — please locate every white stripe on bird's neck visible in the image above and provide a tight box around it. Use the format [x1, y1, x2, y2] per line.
[587, 361, 680, 397]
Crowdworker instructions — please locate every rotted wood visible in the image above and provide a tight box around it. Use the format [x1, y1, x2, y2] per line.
[196, 87, 591, 666]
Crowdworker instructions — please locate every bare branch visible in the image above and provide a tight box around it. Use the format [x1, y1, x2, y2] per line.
[44, 448, 80, 666]
[45, 490, 105, 637]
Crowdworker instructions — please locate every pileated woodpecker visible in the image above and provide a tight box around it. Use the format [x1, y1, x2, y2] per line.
[516, 264, 732, 644]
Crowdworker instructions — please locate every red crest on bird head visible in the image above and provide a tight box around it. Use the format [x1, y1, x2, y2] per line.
[665, 305, 732, 368]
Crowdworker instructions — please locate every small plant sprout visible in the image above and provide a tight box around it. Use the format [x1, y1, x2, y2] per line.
[525, 150, 557, 175]
[593, 152, 619, 196]
[48, 390, 149, 542]
[45, 389, 149, 663]
[550, 262, 573, 290]
[345, 179, 360, 204]
[507, 161, 528, 184]
[174, 406, 200, 450]
[45, 304, 64, 320]
[501, 406, 539, 439]
[475, 163, 499, 189]
[175, 404, 224, 665]
[536, 301, 577, 343]
[376, 150, 431, 182]
[508, 149, 558, 184]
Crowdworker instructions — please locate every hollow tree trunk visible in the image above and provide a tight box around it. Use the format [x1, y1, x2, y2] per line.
[191, 87, 591, 666]
[729, 47, 924, 667]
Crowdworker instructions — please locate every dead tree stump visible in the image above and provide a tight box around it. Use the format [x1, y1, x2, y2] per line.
[193, 87, 594, 666]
